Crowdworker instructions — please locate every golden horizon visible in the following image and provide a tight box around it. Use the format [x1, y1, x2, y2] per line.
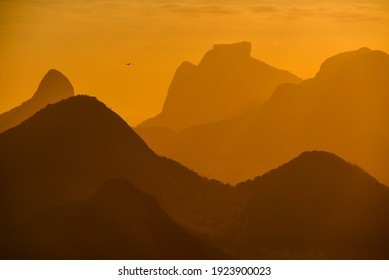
[1, 0, 388, 125]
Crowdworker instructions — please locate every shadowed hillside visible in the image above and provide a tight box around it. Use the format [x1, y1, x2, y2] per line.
[0, 95, 231, 234]
[136, 48, 389, 185]
[139, 42, 301, 130]
[227, 151, 389, 259]
[0, 69, 74, 133]
[3, 179, 220, 259]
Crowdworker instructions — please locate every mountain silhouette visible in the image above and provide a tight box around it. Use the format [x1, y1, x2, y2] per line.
[4, 179, 220, 259]
[136, 47, 389, 185]
[0, 95, 230, 242]
[0, 69, 74, 133]
[138, 42, 301, 130]
[1, 94, 388, 259]
[229, 151, 389, 259]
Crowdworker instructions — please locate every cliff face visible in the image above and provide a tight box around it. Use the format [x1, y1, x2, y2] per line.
[139, 42, 301, 130]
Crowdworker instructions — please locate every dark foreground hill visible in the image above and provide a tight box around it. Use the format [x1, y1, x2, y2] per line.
[0, 95, 229, 230]
[228, 151, 389, 259]
[0, 95, 230, 259]
[0, 69, 74, 133]
[3, 179, 219, 259]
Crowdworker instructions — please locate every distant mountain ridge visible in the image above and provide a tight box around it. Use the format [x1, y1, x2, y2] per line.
[0, 69, 74, 133]
[139, 42, 301, 130]
[136, 47, 389, 186]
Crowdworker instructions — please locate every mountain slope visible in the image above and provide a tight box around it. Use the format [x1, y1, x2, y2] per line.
[229, 151, 389, 259]
[0, 69, 74, 133]
[4, 179, 219, 259]
[0, 95, 230, 231]
[139, 42, 301, 130]
[136, 48, 389, 185]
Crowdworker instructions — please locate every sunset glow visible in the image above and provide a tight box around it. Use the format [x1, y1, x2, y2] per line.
[1, 0, 388, 124]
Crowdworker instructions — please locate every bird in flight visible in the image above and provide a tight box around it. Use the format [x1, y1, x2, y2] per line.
[126, 62, 131, 66]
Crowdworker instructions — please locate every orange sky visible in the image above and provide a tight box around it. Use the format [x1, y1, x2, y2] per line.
[1, 0, 388, 125]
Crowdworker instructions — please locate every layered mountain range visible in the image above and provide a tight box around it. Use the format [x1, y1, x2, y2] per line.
[136, 46, 389, 186]
[1, 92, 389, 259]
[1, 44, 388, 259]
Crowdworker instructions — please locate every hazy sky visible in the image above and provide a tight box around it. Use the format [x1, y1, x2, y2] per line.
[1, 0, 388, 125]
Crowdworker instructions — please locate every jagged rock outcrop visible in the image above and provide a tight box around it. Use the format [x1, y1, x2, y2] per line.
[139, 42, 301, 130]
